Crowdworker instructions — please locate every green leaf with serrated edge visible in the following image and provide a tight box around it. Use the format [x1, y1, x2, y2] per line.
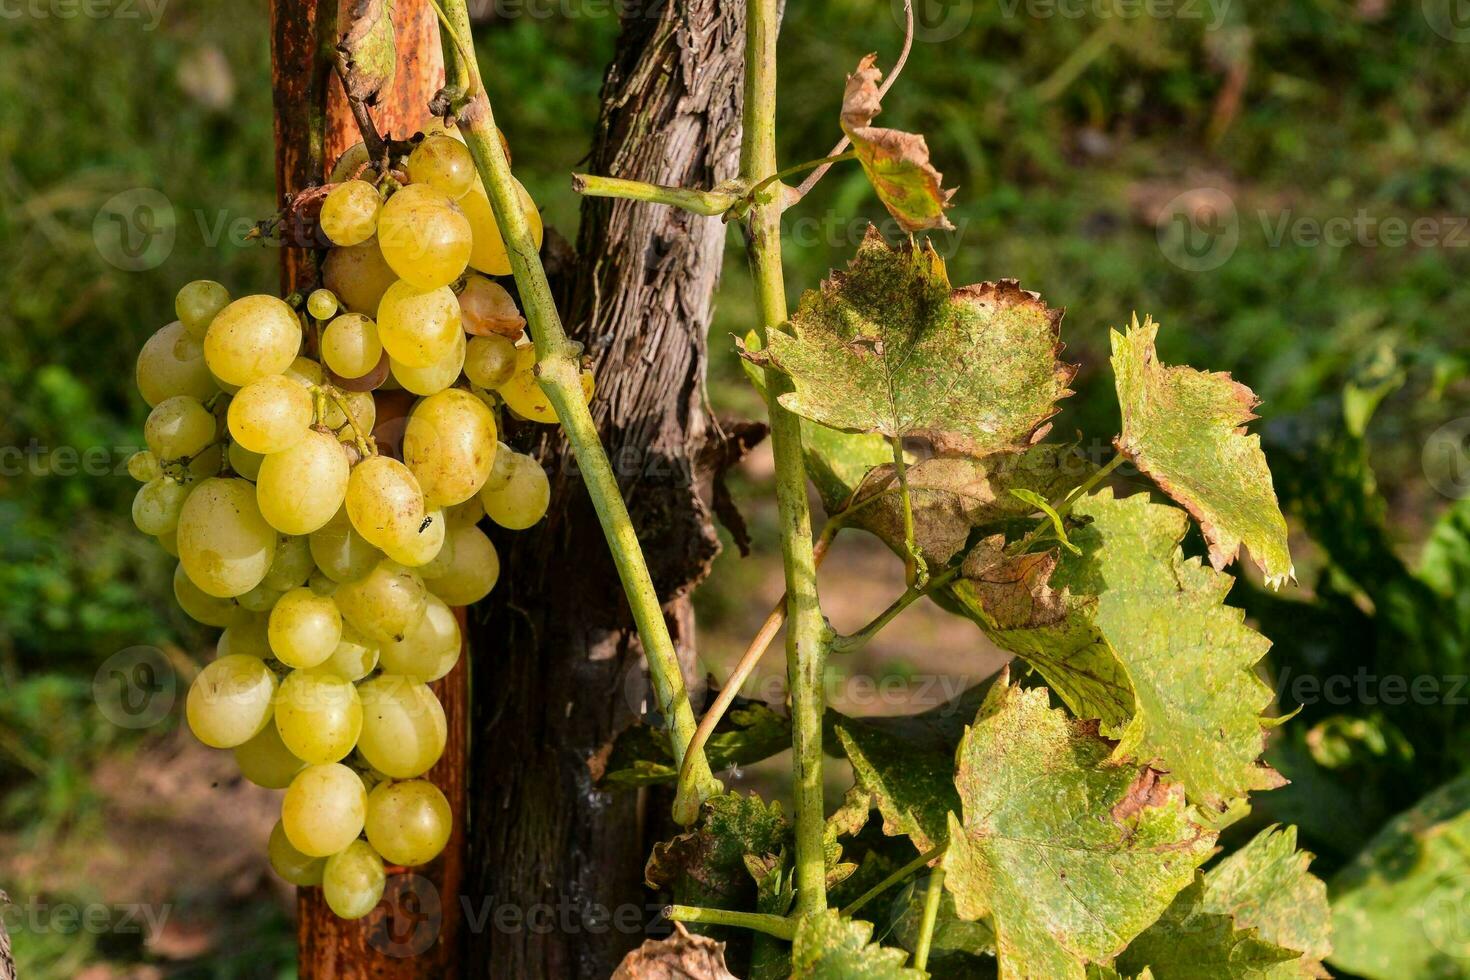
[958, 489, 1282, 807]
[1008, 488, 1081, 554]
[838, 444, 1093, 565]
[646, 793, 789, 911]
[944, 672, 1215, 980]
[1115, 878, 1303, 979]
[337, 0, 396, 105]
[836, 720, 957, 853]
[1111, 315, 1293, 588]
[740, 229, 1076, 457]
[791, 910, 926, 979]
[839, 54, 956, 233]
[1330, 770, 1470, 979]
[1202, 825, 1332, 974]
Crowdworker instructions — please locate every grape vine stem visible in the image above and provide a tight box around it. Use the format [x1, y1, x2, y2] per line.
[435, 0, 720, 804]
[664, 905, 796, 940]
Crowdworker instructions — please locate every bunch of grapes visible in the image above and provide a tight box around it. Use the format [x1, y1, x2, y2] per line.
[128, 130, 589, 920]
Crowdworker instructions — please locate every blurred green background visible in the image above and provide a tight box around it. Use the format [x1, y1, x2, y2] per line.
[1, 0, 1468, 975]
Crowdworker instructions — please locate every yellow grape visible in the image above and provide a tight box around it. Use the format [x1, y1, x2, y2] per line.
[268, 819, 325, 886]
[365, 779, 452, 866]
[229, 442, 264, 480]
[235, 722, 306, 789]
[445, 494, 484, 528]
[275, 669, 362, 764]
[376, 280, 461, 368]
[416, 522, 457, 580]
[425, 523, 499, 606]
[217, 614, 271, 659]
[321, 388, 377, 437]
[497, 346, 595, 424]
[127, 450, 160, 483]
[227, 375, 313, 454]
[356, 674, 446, 778]
[268, 587, 343, 668]
[456, 275, 525, 337]
[176, 280, 231, 340]
[335, 559, 428, 644]
[310, 624, 379, 682]
[178, 477, 278, 597]
[263, 534, 314, 591]
[308, 568, 339, 596]
[329, 141, 370, 183]
[389, 329, 465, 396]
[137, 320, 216, 406]
[461, 179, 542, 277]
[256, 429, 351, 535]
[310, 506, 383, 582]
[377, 184, 472, 290]
[307, 288, 339, 321]
[145, 395, 217, 460]
[237, 580, 286, 613]
[380, 508, 447, 569]
[320, 179, 382, 247]
[132, 477, 191, 536]
[345, 455, 426, 549]
[323, 239, 398, 316]
[204, 295, 302, 387]
[185, 653, 277, 748]
[480, 451, 549, 531]
[321, 314, 383, 379]
[282, 763, 367, 857]
[407, 134, 476, 199]
[464, 334, 518, 389]
[379, 593, 460, 682]
[173, 563, 247, 628]
[404, 389, 497, 507]
[157, 528, 180, 557]
[283, 354, 325, 389]
[323, 840, 386, 920]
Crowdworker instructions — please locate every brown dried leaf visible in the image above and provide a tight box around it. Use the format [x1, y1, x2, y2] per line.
[612, 923, 737, 980]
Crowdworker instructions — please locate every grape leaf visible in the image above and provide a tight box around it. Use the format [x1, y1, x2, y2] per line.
[612, 924, 737, 980]
[740, 229, 1076, 457]
[840, 54, 956, 233]
[599, 702, 791, 788]
[944, 672, 1215, 980]
[337, 0, 396, 105]
[646, 793, 789, 911]
[836, 719, 957, 853]
[1111, 315, 1293, 588]
[1330, 770, 1470, 979]
[1202, 825, 1332, 975]
[958, 489, 1282, 807]
[1114, 879, 1303, 979]
[790, 910, 925, 979]
[891, 875, 997, 961]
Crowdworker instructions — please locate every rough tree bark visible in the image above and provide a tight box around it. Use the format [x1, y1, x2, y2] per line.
[465, 0, 747, 975]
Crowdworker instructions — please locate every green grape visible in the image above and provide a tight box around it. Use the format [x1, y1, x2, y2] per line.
[323, 239, 398, 316]
[217, 614, 271, 659]
[185, 653, 277, 748]
[235, 721, 306, 789]
[329, 141, 370, 183]
[282, 763, 367, 857]
[425, 523, 499, 606]
[268, 587, 343, 668]
[335, 560, 428, 644]
[308, 568, 340, 596]
[268, 818, 325, 886]
[407, 134, 476, 199]
[188, 444, 224, 479]
[403, 389, 497, 508]
[462, 179, 542, 277]
[375, 280, 461, 369]
[307, 288, 339, 321]
[173, 563, 246, 628]
[178, 477, 278, 597]
[457, 275, 524, 338]
[176, 280, 231, 340]
[275, 669, 362, 764]
[389, 329, 465, 397]
[263, 534, 314, 591]
[356, 674, 447, 778]
[228, 442, 264, 480]
[310, 624, 379, 682]
[204, 295, 303, 387]
[132, 477, 191, 536]
[480, 452, 549, 531]
[379, 593, 460, 682]
[323, 840, 386, 920]
[322, 314, 383, 380]
[227, 374, 313, 454]
[376, 184, 472, 290]
[137, 320, 217, 407]
[480, 441, 516, 493]
[365, 779, 452, 866]
[380, 507, 447, 568]
[127, 450, 161, 483]
[464, 334, 518, 389]
[256, 429, 351, 535]
[238, 580, 286, 613]
[310, 506, 383, 582]
[156, 528, 179, 557]
[345, 456, 426, 549]
[145, 395, 217, 461]
[445, 494, 483, 529]
[320, 179, 382, 247]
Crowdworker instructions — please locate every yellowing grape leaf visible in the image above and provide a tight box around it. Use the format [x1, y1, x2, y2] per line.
[790, 910, 925, 979]
[338, 0, 396, 105]
[1114, 878, 1303, 979]
[1203, 825, 1332, 975]
[841, 54, 955, 233]
[835, 720, 957, 853]
[944, 673, 1215, 980]
[1112, 316, 1293, 588]
[740, 229, 1076, 457]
